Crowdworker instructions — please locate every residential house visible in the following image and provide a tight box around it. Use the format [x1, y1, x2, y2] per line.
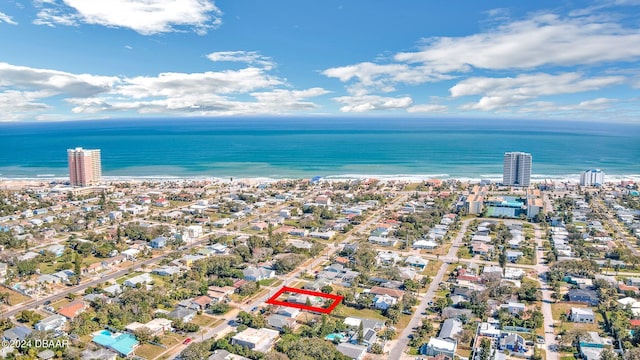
[190, 296, 213, 311]
[478, 322, 501, 338]
[208, 286, 236, 303]
[413, 239, 439, 250]
[208, 350, 250, 360]
[570, 308, 595, 323]
[121, 248, 140, 260]
[58, 300, 87, 320]
[243, 267, 276, 282]
[499, 333, 526, 353]
[44, 244, 65, 257]
[150, 236, 167, 249]
[579, 331, 607, 349]
[123, 273, 153, 287]
[438, 319, 463, 342]
[377, 251, 402, 266]
[103, 284, 123, 296]
[37, 350, 55, 360]
[267, 314, 296, 331]
[505, 250, 524, 262]
[405, 255, 429, 269]
[167, 308, 197, 323]
[370, 286, 404, 301]
[343, 317, 385, 331]
[373, 294, 398, 310]
[152, 266, 182, 277]
[568, 289, 599, 306]
[51, 269, 74, 283]
[506, 302, 525, 314]
[369, 236, 398, 247]
[310, 230, 335, 240]
[289, 228, 309, 237]
[80, 348, 118, 360]
[276, 307, 300, 318]
[34, 314, 67, 332]
[213, 218, 233, 228]
[231, 328, 280, 353]
[208, 243, 228, 254]
[3, 326, 32, 341]
[420, 338, 457, 359]
[336, 343, 367, 360]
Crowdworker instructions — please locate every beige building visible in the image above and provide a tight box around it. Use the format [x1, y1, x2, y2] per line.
[68, 147, 102, 187]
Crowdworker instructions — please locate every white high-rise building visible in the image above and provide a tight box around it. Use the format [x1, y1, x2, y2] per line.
[503, 152, 532, 187]
[68, 147, 102, 187]
[580, 169, 605, 186]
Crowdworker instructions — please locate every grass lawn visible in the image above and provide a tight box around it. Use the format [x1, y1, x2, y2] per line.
[457, 347, 472, 358]
[331, 304, 386, 321]
[51, 298, 70, 311]
[135, 343, 166, 359]
[192, 314, 217, 328]
[38, 261, 61, 275]
[407, 347, 420, 355]
[560, 354, 575, 360]
[259, 278, 278, 286]
[457, 246, 473, 259]
[395, 314, 412, 338]
[2, 289, 31, 306]
[161, 334, 185, 347]
[422, 260, 443, 277]
[116, 271, 144, 285]
[551, 303, 593, 321]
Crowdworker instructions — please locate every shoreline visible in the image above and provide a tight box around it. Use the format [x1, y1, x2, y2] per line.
[1, 172, 639, 186]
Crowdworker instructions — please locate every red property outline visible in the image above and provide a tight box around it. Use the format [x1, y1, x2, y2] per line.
[265, 286, 343, 314]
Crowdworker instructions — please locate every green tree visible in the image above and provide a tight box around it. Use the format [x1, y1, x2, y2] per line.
[73, 253, 82, 284]
[600, 348, 619, 360]
[480, 338, 492, 360]
[134, 327, 154, 344]
[180, 340, 214, 360]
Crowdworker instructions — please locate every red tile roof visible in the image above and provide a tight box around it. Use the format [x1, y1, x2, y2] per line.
[58, 300, 86, 319]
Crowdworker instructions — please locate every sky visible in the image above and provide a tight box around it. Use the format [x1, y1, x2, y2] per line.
[0, 0, 640, 122]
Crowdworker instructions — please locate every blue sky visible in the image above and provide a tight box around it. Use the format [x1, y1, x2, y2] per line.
[1, 0, 640, 122]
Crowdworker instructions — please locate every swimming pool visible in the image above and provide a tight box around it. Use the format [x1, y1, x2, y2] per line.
[325, 333, 345, 341]
[92, 330, 139, 356]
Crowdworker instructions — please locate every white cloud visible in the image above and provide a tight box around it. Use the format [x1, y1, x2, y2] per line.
[33, 0, 222, 35]
[395, 14, 640, 71]
[323, 62, 452, 95]
[333, 95, 413, 112]
[0, 59, 331, 119]
[323, 11, 640, 113]
[452, 72, 624, 111]
[68, 87, 330, 116]
[250, 88, 330, 106]
[207, 51, 273, 69]
[0, 62, 118, 96]
[407, 104, 447, 113]
[0, 11, 17, 25]
[0, 90, 51, 121]
[519, 98, 617, 113]
[115, 67, 282, 99]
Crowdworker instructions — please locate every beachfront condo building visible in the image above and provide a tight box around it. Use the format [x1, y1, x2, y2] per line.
[580, 169, 605, 186]
[503, 152, 532, 187]
[68, 147, 102, 187]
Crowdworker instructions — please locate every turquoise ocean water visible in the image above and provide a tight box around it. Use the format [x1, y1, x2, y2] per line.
[0, 118, 638, 181]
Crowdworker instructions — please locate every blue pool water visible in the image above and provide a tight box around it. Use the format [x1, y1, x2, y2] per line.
[92, 330, 139, 356]
[325, 333, 345, 341]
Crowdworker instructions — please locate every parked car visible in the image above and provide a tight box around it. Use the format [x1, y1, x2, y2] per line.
[183, 338, 192, 345]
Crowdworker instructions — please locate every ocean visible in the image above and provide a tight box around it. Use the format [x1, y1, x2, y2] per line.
[0, 117, 639, 182]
